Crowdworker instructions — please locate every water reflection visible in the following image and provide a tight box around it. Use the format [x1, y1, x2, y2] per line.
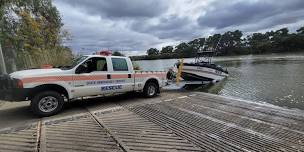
[216, 59, 304, 110]
[136, 55, 304, 110]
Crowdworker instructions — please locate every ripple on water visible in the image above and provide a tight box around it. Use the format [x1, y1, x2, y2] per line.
[136, 56, 304, 110]
[216, 59, 304, 110]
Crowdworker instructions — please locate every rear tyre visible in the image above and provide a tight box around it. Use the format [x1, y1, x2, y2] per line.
[30, 91, 64, 117]
[143, 82, 159, 98]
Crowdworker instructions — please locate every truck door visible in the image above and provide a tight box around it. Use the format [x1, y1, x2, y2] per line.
[73, 57, 110, 97]
[109, 57, 134, 92]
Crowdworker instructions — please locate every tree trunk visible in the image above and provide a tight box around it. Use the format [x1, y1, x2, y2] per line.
[9, 47, 17, 72]
[0, 43, 7, 74]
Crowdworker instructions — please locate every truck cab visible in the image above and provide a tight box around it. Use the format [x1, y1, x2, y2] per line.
[0, 55, 167, 116]
[71, 55, 136, 98]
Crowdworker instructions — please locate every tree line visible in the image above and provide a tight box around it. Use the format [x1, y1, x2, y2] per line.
[131, 27, 304, 60]
[0, 0, 72, 73]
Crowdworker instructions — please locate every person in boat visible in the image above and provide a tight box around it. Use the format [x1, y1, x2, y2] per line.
[175, 60, 181, 69]
[166, 68, 176, 80]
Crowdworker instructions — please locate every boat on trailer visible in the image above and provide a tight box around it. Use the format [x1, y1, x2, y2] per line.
[179, 44, 229, 82]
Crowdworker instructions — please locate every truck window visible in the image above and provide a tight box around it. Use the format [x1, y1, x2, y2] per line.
[96, 59, 107, 71]
[77, 57, 107, 73]
[112, 58, 128, 71]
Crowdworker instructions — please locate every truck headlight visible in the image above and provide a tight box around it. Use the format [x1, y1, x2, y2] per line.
[16, 79, 23, 88]
[11, 78, 23, 89]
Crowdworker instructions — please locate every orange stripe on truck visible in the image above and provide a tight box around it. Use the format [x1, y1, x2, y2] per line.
[22, 76, 73, 84]
[73, 75, 108, 81]
[135, 73, 166, 78]
[22, 75, 107, 84]
[112, 74, 131, 79]
[21, 73, 166, 84]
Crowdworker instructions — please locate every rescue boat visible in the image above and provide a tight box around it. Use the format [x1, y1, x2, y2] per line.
[178, 42, 229, 82]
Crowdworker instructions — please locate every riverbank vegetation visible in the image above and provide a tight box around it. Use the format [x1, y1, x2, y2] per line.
[131, 27, 304, 60]
[0, 0, 72, 73]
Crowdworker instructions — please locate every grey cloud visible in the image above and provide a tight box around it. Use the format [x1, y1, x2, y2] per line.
[54, 1, 163, 53]
[198, 0, 304, 30]
[54, 0, 304, 54]
[64, 23, 161, 53]
[240, 10, 304, 32]
[59, 0, 168, 18]
[131, 15, 201, 40]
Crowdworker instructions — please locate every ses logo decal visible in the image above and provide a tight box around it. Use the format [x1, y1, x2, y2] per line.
[101, 85, 122, 91]
[87, 80, 125, 85]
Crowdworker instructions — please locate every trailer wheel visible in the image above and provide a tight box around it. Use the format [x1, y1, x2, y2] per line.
[30, 91, 64, 117]
[143, 82, 159, 98]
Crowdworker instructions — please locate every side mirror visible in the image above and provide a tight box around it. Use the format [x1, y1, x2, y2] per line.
[75, 65, 87, 74]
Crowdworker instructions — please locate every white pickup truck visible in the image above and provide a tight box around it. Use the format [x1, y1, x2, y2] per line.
[0, 55, 167, 116]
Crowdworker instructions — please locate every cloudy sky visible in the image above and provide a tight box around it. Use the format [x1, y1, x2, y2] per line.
[53, 0, 304, 55]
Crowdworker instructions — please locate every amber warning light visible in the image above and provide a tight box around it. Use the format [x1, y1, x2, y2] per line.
[41, 64, 53, 69]
[96, 50, 112, 56]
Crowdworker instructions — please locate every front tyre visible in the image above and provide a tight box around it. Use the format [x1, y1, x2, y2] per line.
[143, 82, 159, 98]
[30, 91, 64, 117]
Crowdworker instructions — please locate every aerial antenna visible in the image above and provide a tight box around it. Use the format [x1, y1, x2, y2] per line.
[195, 35, 222, 64]
[214, 35, 222, 54]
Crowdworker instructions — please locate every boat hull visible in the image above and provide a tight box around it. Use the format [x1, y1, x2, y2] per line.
[181, 65, 228, 82]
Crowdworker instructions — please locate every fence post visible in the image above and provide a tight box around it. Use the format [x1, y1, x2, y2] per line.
[0, 43, 7, 74]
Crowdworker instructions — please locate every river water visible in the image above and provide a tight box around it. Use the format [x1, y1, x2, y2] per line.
[135, 53, 304, 110]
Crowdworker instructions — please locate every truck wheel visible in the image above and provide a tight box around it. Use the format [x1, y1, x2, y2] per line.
[143, 82, 159, 98]
[30, 91, 64, 117]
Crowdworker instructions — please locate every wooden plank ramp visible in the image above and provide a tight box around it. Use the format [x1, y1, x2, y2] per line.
[0, 92, 304, 152]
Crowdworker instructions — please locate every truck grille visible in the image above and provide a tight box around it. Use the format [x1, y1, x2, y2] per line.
[0, 75, 12, 89]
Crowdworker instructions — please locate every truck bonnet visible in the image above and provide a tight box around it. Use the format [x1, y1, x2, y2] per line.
[10, 68, 64, 79]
